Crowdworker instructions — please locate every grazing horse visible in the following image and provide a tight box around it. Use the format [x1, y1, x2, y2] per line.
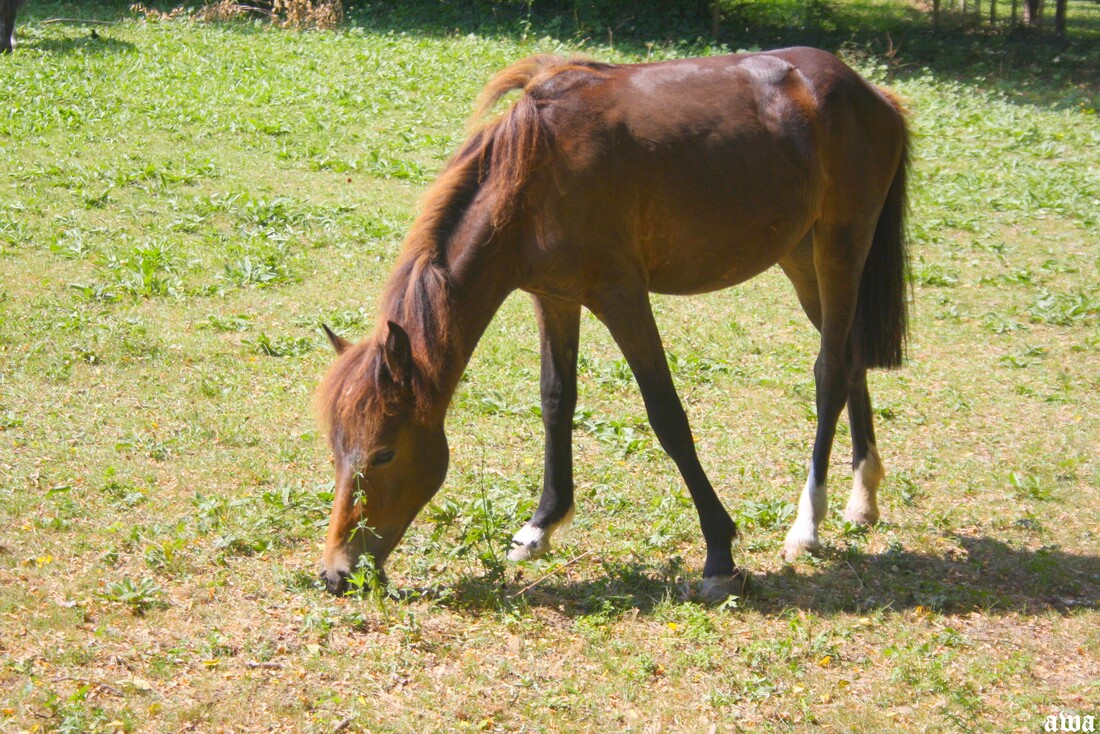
[1, 0, 24, 54]
[317, 48, 910, 603]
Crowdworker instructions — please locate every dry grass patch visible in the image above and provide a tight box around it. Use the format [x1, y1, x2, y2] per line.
[132, 0, 344, 29]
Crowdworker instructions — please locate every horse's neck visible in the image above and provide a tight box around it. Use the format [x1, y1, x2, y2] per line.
[403, 225, 516, 420]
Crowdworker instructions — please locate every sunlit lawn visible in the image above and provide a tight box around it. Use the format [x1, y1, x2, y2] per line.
[0, 2, 1097, 731]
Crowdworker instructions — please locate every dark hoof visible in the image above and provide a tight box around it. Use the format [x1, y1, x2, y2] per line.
[699, 570, 751, 606]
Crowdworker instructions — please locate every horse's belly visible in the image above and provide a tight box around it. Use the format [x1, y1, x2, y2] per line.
[636, 179, 815, 295]
[645, 230, 802, 295]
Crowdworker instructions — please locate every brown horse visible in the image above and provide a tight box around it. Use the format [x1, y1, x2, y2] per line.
[317, 47, 910, 603]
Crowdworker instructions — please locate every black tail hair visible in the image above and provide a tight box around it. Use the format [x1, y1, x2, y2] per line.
[853, 127, 911, 370]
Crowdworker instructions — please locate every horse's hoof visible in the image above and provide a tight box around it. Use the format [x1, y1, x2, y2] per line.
[842, 504, 880, 526]
[506, 541, 544, 562]
[781, 529, 823, 562]
[700, 571, 750, 606]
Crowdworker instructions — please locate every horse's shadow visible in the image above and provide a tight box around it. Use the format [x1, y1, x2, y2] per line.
[438, 535, 1099, 619]
[750, 535, 1100, 616]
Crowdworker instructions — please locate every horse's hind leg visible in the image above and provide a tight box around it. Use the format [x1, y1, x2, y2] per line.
[589, 285, 742, 603]
[0, 1, 17, 54]
[779, 240, 885, 540]
[843, 371, 884, 525]
[780, 227, 867, 561]
[508, 295, 581, 561]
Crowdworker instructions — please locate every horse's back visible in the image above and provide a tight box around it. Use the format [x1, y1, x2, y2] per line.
[512, 49, 906, 296]
[540, 51, 820, 161]
[522, 51, 824, 294]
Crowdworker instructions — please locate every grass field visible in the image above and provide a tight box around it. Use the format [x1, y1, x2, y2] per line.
[1, 1, 1098, 732]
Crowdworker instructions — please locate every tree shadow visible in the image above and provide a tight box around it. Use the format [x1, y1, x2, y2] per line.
[346, 0, 1098, 109]
[14, 0, 142, 55]
[432, 535, 1099, 620]
[22, 33, 135, 56]
[21, 0, 146, 24]
[19, 0, 1096, 108]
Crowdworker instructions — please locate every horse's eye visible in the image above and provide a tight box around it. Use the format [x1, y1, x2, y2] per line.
[370, 449, 395, 467]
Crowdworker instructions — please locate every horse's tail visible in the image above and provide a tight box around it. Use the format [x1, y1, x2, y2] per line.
[853, 96, 911, 371]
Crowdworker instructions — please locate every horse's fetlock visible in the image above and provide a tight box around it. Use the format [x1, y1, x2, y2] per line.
[507, 523, 549, 562]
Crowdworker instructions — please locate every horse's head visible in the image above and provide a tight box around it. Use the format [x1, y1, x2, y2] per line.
[316, 321, 449, 595]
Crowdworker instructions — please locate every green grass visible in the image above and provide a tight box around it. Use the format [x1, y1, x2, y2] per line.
[1, 1, 1098, 732]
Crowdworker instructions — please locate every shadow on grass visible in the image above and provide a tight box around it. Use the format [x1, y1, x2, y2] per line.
[23, 33, 136, 56]
[750, 535, 1100, 615]
[345, 0, 1098, 109]
[432, 535, 1099, 619]
[15, 0, 142, 56]
[17, 0, 1096, 108]
[439, 556, 685, 619]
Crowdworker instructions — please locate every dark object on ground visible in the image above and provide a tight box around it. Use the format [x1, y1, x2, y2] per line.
[1, 0, 25, 53]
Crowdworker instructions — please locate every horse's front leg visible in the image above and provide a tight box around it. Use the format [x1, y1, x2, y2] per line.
[508, 295, 581, 561]
[590, 285, 744, 604]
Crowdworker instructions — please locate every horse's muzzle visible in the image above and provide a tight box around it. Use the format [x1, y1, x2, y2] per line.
[319, 565, 390, 596]
[320, 568, 349, 596]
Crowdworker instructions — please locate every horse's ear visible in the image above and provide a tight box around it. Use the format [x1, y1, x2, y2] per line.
[381, 320, 414, 388]
[322, 324, 351, 355]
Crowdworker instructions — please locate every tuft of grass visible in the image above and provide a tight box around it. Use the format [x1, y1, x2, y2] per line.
[223, 254, 296, 288]
[96, 577, 167, 615]
[243, 331, 315, 357]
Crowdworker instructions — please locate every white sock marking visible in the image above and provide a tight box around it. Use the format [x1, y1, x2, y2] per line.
[507, 506, 575, 562]
[844, 445, 884, 525]
[783, 472, 826, 561]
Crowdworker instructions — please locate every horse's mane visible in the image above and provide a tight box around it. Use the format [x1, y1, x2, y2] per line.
[318, 55, 608, 443]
